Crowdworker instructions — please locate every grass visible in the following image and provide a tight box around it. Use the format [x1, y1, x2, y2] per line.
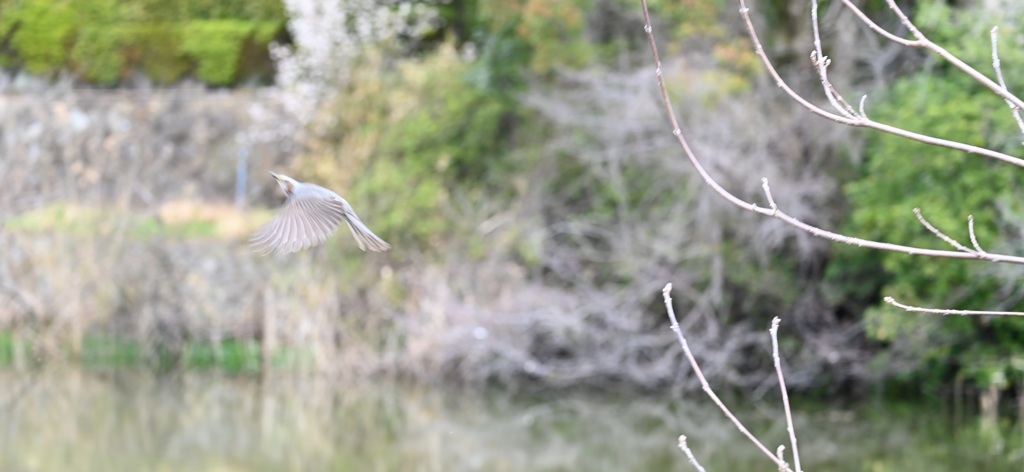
[181, 340, 262, 372]
[0, 331, 310, 374]
[4, 202, 275, 241]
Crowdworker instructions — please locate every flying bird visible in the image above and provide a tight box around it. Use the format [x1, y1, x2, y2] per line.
[251, 172, 391, 255]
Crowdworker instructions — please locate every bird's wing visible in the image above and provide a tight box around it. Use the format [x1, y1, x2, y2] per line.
[250, 194, 347, 255]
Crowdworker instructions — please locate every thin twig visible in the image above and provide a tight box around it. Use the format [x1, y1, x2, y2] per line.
[662, 284, 792, 470]
[770, 317, 801, 472]
[640, 0, 1024, 265]
[761, 177, 778, 212]
[912, 208, 973, 253]
[776, 446, 790, 472]
[839, 0, 920, 47]
[677, 436, 708, 472]
[736, 0, 1024, 169]
[885, 296, 1024, 316]
[882, 0, 924, 40]
[968, 215, 988, 255]
[810, 0, 856, 118]
[990, 26, 1024, 141]
[839, 0, 1024, 112]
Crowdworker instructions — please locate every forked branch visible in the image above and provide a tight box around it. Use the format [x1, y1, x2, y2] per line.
[839, 0, 1024, 112]
[737, 0, 1024, 169]
[771, 317, 801, 472]
[639, 0, 1024, 265]
[663, 284, 800, 471]
[990, 26, 1024, 140]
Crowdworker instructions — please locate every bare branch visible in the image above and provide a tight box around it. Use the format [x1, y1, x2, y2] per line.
[661, 284, 792, 470]
[838, 0, 921, 47]
[737, 0, 1024, 169]
[677, 436, 708, 472]
[990, 26, 1024, 141]
[885, 296, 1024, 316]
[640, 0, 1024, 265]
[882, 0, 925, 41]
[810, 0, 857, 118]
[770, 317, 802, 472]
[839, 0, 1024, 112]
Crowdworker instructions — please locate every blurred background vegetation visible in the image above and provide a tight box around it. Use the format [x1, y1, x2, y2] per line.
[2, 0, 1024, 422]
[0, 0, 284, 85]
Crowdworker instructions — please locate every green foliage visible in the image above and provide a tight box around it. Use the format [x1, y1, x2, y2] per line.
[515, 0, 593, 73]
[71, 25, 127, 84]
[124, 23, 190, 84]
[827, 1, 1024, 387]
[0, 0, 283, 85]
[476, 0, 597, 74]
[1, 0, 75, 74]
[469, 0, 730, 76]
[177, 0, 284, 21]
[180, 20, 270, 86]
[66, 0, 121, 84]
[640, 0, 727, 39]
[303, 44, 524, 251]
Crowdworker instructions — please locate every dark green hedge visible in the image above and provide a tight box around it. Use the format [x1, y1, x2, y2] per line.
[0, 0, 285, 86]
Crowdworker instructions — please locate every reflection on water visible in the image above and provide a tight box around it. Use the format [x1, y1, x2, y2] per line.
[0, 369, 1021, 471]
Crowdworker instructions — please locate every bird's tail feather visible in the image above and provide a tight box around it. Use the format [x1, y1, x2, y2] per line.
[345, 215, 391, 252]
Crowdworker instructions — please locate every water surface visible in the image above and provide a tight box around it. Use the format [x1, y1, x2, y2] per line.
[0, 369, 1020, 471]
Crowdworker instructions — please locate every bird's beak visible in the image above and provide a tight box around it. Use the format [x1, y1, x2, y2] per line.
[269, 171, 279, 181]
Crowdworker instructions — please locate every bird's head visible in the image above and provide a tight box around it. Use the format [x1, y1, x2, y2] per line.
[270, 171, 298, 196]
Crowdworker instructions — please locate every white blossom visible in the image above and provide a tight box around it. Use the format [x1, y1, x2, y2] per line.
[271, 0, 441, 127]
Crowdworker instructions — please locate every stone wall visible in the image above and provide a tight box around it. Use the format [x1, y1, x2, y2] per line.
[0, 86, 295, 214]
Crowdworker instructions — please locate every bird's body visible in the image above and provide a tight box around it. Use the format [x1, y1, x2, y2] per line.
[250, 172, 391, 255]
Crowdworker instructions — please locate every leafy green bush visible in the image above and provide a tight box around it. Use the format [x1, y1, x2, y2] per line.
[827, 1, 1024, 388]
[1, 0, 75, 74]
[0, 0, 283, 85]
[299, 43, 524, 252]
[181, 20, 276, 86]
[71, 26, 126, 84]
[125, 23, 190, 84]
